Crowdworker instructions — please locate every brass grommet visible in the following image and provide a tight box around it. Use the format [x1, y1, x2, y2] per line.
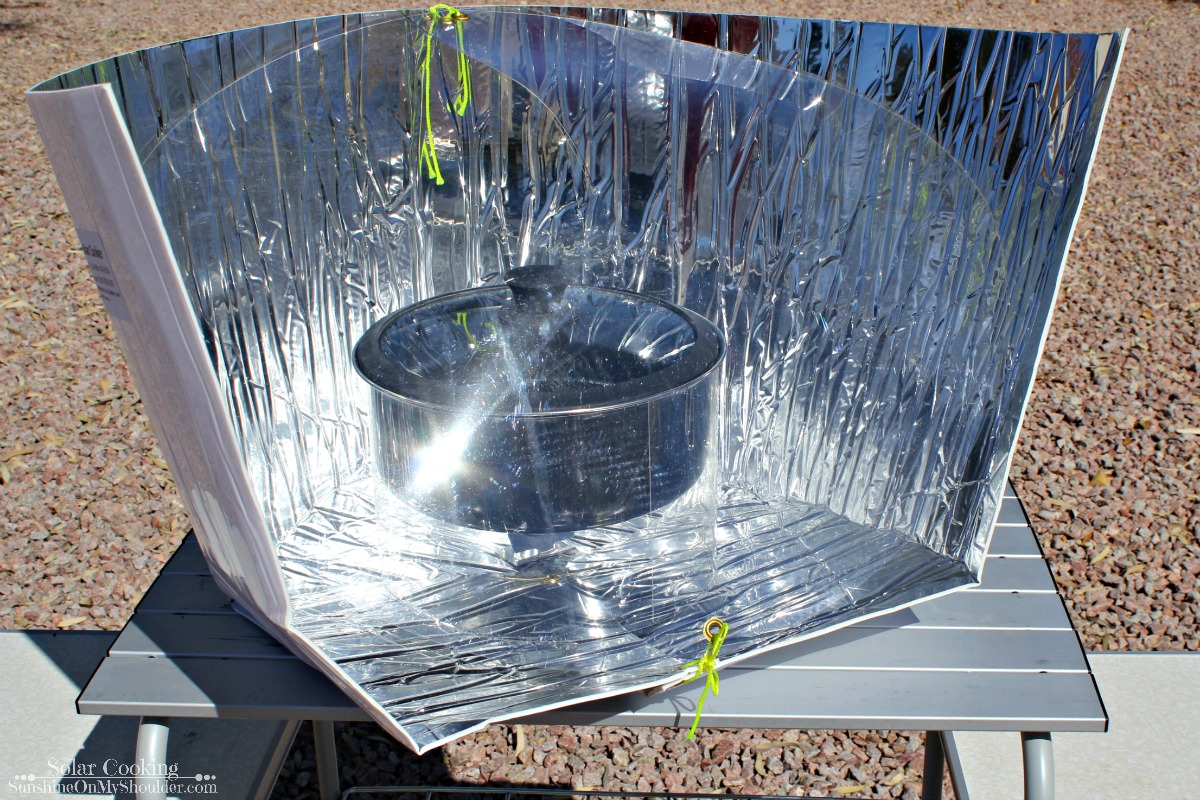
[703, 617, 725, 642]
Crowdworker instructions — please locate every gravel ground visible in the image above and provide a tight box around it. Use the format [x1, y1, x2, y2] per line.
[1, 0, 1198, 797]
[271, 723, 953, 800]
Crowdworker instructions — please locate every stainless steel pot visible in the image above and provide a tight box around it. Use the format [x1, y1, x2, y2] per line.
[354, 267, 725, 535]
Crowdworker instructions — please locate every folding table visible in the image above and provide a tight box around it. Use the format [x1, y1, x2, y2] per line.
[77, 483, 1106, 800]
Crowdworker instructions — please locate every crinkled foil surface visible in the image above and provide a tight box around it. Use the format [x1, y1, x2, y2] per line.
[34, 8, 1123, 751]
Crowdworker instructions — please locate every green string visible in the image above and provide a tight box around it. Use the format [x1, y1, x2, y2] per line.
[453, 310, 477, 345]
[419, 4, 472, 185]
[680, 618, 729, 739]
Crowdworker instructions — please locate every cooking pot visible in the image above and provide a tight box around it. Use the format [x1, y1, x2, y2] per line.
[354, 266, 725, 535]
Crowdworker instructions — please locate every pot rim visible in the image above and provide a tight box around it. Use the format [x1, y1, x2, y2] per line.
[353, 282, 726, 419]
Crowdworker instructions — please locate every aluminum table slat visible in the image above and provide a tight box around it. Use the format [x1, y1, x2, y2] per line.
[969, 556, 1058, 593]
[988, 522, 1045, 556]
[858, 592, 1072, 631]
[110, 612, 297, 660]
[137, 574, 237, 614]
[996, 497, 1033, 526]
[730, 627, 1088, 673]
[79, 652, 369, 721]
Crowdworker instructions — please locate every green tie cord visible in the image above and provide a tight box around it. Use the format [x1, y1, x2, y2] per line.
[420, 4, 472, 185]
[681, 617, 729, 739]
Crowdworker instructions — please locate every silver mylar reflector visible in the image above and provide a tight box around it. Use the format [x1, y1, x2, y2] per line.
[28, 8, 1124, 752]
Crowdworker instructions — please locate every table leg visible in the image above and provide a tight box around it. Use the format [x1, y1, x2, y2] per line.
[135, 716, 171, 800]
[920, 730, 945, 800]
[1022, 731, 1054, 800]
[313, 720, 340, 800]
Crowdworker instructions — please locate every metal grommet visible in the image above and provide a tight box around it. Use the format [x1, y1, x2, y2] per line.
[703, 617, 725, 642]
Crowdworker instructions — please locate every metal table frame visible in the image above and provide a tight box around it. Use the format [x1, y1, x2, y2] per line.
[78, 484, 1105, 800]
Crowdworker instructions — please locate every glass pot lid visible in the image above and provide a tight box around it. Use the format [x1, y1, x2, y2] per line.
[354, 267, 724, 416]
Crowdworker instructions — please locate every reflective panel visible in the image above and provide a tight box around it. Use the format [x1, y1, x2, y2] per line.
[30, 8, 1124, 752]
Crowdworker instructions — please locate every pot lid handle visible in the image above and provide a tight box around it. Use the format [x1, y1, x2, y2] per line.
[504, 265, 576, 314]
